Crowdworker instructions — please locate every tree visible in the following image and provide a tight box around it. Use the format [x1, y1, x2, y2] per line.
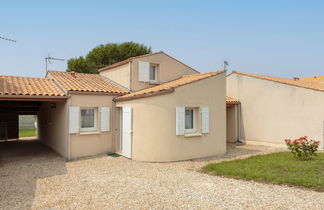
[67, 42, 151, 74]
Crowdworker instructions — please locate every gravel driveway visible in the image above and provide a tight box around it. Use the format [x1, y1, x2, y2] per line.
[1, 141, 323, 210]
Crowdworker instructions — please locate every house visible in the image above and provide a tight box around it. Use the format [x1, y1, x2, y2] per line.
[226, 71, 324, 149]
[0, 51, 230, 162]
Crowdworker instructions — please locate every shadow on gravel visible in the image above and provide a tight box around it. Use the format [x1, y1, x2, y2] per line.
[0, 140, 67, 210]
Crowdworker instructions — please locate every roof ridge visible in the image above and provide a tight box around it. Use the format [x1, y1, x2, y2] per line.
[97, 51, 163, 72]
[0, 74, 53, 80]
[97, 51, 200, 73]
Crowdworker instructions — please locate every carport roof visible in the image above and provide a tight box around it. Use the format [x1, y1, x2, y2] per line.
[48, 70, 129, 94]
[0, 75, 66, 97]
[114, 70, 225, 101]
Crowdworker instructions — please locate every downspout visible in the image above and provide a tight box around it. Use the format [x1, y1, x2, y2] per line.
[129, 61, 132, 90]
[67, 97, 71, 160]
[112, 100, 116, 153]
[236, 103, 243, 144]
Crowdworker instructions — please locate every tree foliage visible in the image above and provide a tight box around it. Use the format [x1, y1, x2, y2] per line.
[67, 42, 151, 74]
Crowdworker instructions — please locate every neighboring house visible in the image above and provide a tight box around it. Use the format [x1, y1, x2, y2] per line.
[227, 71, 324, 149]
[299, 75, 324, 84]
[98, 51, 199, 91]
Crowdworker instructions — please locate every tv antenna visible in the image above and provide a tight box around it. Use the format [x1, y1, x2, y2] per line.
[224, 61, 229, 71]
[45, 54, 65, 73]
[0, 35, 17, 42]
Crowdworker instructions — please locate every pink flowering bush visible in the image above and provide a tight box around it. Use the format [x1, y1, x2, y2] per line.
[284, 136, 320, 160]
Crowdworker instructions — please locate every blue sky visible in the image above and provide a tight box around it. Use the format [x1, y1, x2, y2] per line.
[1, 0, 323, 78]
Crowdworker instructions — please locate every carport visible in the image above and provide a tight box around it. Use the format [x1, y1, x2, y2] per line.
[226, 96, 241, 143]
[0, 75, 69, 157]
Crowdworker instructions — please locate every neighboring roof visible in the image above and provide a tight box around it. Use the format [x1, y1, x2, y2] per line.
[0, 75, 66, 97]
[231, 71, 324, 92]
[48, 70, 128, 94]
[97, 51, 200, 73]
[115, 70, 225, 101]
[299, 75, 324, 84]
[226, 96, 240, 104]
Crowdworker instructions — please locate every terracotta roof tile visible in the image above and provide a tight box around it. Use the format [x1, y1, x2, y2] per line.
[48, 70, 128, 94]
[233, 71, 324, 92]
[115, 70, 225, 101]
[299, 75, 324, 84]
[0, 75, 66, 97]
[226, 96, 240, 104]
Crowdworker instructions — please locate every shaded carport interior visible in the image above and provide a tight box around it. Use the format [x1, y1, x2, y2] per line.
[0, 74, 69, 158]
[0, 101, 41, 140]
[0, 97, 69, 157]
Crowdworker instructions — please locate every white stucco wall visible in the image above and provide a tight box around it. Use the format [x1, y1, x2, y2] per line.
[116, 73, 226, 162]
[99, 63, 131, 90]
[227, 73, 324, 148]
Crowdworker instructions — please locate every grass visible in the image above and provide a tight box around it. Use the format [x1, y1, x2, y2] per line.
[203, 152, 324, 191]
[19, 129, 36, 138]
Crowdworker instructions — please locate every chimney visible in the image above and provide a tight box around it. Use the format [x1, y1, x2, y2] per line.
[70, 71, 76, 78]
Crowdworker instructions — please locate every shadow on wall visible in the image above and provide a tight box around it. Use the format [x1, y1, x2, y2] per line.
[0, 140, 67, 209]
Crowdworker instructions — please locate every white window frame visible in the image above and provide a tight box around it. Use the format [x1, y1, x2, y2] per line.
[80, 107, 97, 132]
[185, 107, 196, 133]
[149, 64, 158, 82]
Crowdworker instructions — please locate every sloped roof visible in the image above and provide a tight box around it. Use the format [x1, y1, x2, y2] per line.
[48, 70, 128, 94]
[226, 96, 240, 104]
[0, 75, 66, 97]
[232, 71, 324, 92]
[97, 51, 199, 73]
[115, 70, 225, 101]
[97, 51, 163, 72]
[299, 75, 324, 84]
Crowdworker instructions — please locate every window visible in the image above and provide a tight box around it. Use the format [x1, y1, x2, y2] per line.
[149, 64, 158, 81]
[80, 108, 97, 132]
[185, 108, 196, 133]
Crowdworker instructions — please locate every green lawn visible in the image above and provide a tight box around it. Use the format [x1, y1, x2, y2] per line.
[203, 152, 324, 191]
[19, 129, 36, 138]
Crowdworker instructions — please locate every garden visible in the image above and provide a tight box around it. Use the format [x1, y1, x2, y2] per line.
[204, 137, 323, 191]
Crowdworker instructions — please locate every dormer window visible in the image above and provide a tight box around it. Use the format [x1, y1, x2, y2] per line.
[149, 64, 158, 82]
[138, 61, 159, 83]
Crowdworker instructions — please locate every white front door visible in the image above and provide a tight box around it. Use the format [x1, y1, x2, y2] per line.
[121, 107, 132, 158]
